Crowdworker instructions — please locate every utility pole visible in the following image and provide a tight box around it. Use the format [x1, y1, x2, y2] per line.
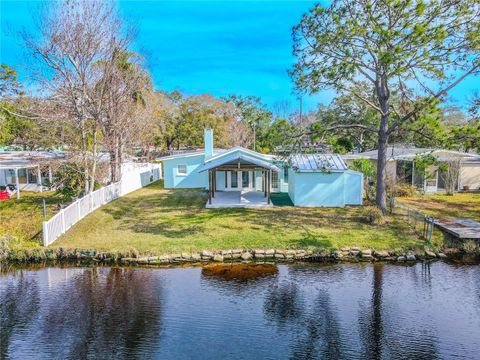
[253, 121, 256, 151]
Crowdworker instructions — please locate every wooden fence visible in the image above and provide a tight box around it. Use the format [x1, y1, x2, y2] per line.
[43, 164, 161, 246]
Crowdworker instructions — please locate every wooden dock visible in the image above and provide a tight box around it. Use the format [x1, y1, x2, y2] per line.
[435, 219, 480, 239]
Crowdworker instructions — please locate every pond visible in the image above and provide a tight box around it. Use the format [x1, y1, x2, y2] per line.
[1, 262, 480, 359]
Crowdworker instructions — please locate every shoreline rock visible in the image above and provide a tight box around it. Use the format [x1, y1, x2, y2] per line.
[1, 247, 477, 266]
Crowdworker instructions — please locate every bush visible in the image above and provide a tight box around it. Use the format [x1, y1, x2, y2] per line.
[389, 182, 417, 197]
[462, 240, 480, 254]
[0, 234, 12, 259]
[363, 206, 386, 225]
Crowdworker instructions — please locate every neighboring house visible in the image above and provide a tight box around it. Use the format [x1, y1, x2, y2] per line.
[0, 151, 65, 199]
[343, 146, 480, 193]
[159, 129, 363, 208]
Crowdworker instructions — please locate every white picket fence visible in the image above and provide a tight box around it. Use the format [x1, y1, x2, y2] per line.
[43, 163, 162, 246]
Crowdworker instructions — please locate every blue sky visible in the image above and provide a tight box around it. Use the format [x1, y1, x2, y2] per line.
[1, 0, 478, 112]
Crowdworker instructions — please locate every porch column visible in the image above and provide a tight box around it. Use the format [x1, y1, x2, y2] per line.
[267, 169, 271, 204]
[263, 170, 267, 197]
[15, 168, 20, 199]
[208, 170, 212, 205]
[37, 165, 43, 193]
[212, 170, 215, 198]
[48, 166, 53, 188]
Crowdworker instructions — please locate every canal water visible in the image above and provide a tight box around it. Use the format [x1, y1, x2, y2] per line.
[1, 262, 479, 359]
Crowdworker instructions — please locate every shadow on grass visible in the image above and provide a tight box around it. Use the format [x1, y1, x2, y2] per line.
[96, 187, 407, 248]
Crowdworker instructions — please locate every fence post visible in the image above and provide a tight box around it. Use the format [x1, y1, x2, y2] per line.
[42, 221, 49, 246]
[90, 191, 93, 211]
[428, 217, 435, 244]
[77, 200, 81, 220]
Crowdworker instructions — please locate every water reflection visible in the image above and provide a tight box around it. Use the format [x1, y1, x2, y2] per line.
[1, 267, 164, 359]
[1, 262, 479, 359]
[0, 271, 40, 358]
[202, 263, 278, 282]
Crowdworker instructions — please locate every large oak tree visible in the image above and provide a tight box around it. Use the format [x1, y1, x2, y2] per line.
[291, 0, 480, 213]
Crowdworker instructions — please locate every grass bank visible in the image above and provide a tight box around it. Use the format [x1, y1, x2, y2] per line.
[51, 181, 422, 255]
[399, 193, 480, 220]
[0, 191, 63, 249]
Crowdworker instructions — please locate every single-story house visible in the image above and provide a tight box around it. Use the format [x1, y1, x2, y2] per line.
[159, 129, 363, 208]
[0, 151, 65, 199]
[342, 146, 480, 193]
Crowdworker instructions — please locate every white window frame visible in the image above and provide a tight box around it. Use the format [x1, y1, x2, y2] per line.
[177, 164, 188, 176]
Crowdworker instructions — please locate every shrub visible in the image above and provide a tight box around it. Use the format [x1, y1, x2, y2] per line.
[0, 234, 12, 259]
[462, 240, 480, 254]
[363, 206, 386, 225]
[390, 183, 417, 197]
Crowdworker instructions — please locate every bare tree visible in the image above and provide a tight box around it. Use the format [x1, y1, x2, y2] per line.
[24, 0, 127, 193]
[440, 160, 462, 195]
[98, 51, 152, 182]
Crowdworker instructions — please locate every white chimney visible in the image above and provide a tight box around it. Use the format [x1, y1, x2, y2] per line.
[204, 129, 213, 158]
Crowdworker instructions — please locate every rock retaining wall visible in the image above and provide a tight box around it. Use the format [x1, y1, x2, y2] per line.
[2, 246, 459, 264]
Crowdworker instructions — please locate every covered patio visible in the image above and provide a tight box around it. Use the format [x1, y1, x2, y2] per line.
[205, 190, 273, 208]
[0, 151, 64, 199]
[198, 152, 280, 209]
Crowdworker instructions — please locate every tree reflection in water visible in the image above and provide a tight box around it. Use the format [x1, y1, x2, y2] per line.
[1, 267, 164, 359]
[0, 271, 40, 358]
[358, 263, 439, 360]
[263, 265, 348, 359]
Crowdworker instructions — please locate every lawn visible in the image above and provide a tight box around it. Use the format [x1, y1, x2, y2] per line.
[53, 181, 422, 255]
[0, 191, 64, 249]
[398, 193, 480, 220]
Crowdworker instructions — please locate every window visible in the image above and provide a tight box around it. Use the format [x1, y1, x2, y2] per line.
[230, 171, 238, 188]
[177, 164, 187, 176]
[18, 169, 27, 184]
[272, 171, 279, 189]
[27, 169, 38, 184]
[283, 166, 289, 183]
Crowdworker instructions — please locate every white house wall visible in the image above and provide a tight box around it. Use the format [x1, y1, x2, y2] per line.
[460, 163, 480, 190]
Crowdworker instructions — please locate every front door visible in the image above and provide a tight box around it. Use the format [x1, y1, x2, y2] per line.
[225, 171, 253, 191]
[242, 171, 254, 191]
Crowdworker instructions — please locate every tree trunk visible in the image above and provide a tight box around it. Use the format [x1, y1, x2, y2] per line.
[109, 149, 117, 183]
[375, 124, 388, 215]
[375, 78, 390, 215]
[90, 128, 98, 192]
[80, 117, 90, 194]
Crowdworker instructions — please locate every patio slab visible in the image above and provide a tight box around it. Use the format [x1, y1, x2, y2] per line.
[206, 191, 273, 209]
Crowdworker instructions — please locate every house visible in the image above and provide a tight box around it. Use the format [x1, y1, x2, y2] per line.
[0, 151, 65, 199]
[159, 129, 363, 208]
[342, 146, 480, 193]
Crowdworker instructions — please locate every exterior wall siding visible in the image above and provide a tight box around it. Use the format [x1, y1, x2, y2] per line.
[460, 163, 480, 190]
[288, 167, 296, 204]
[215, 171, 226, 191]
[288, 170, 363, 207]
[163, 154, 208, 189]
[291, 172, 346, 207]
[343, 171, 363, 205]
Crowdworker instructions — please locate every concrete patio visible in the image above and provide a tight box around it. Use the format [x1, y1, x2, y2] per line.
[205, 191, 273, 208]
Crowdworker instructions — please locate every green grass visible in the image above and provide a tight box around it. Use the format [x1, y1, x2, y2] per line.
[0, 191, 64, 249]
[53, 181, 422, 255]
[399, 193, 480, 220]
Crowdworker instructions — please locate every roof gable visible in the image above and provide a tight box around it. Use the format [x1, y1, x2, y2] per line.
[205, 146, 273, 163]
[197, 151, 280, 173]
